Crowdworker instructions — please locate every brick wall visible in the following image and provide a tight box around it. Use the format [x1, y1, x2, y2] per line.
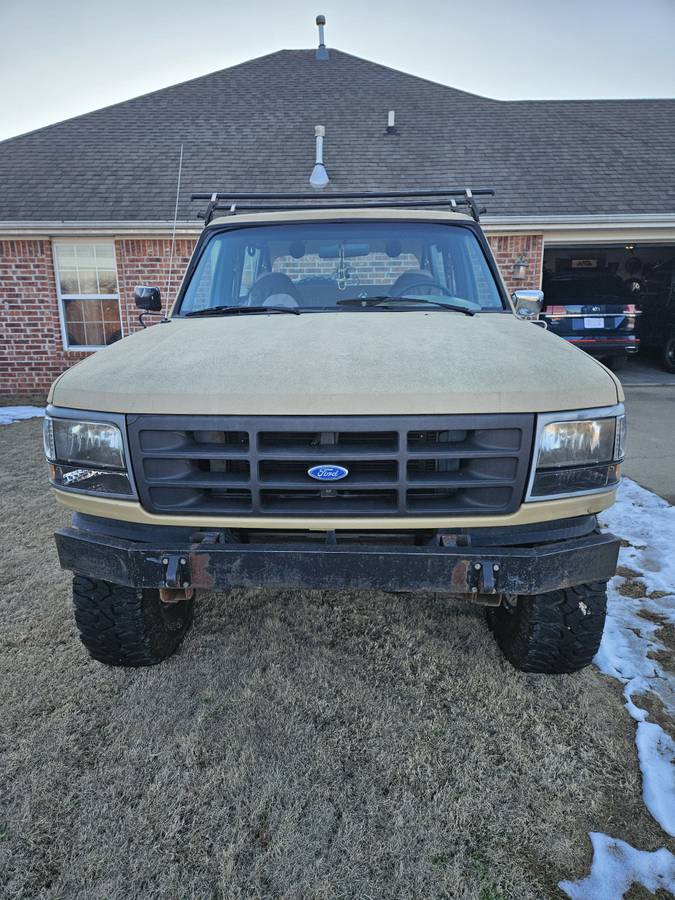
[0, 237, 196, 396]
[1, 232, 543, 397]
[487, 234, 544, 295]
[116, 239, 196, 338]
[273, 251, 420, 285]
[0, 239, 89, 396]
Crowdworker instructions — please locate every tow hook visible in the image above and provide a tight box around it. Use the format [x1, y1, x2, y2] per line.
[468, 560, 500, 595]
[160, 553, 193, 604]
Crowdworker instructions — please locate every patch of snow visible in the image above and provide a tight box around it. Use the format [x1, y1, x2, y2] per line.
[595, 478, 675, 837]
[0, 406, 45, 425]
[559, 832, 675, 900]
[637, 721, 675, 838]
[601, 477, 675, 599]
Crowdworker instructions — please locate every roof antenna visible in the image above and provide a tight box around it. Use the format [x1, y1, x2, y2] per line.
[310, 125, 329, 189]
[164, 142, 184, 317]
[315, 14, 329, 60]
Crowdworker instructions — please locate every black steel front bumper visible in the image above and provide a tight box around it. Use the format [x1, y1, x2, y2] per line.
[54, 521, 620, 598]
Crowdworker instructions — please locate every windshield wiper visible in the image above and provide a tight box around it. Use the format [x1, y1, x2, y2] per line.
[336, 296, 476, 316]
[184, 305, 300, 317]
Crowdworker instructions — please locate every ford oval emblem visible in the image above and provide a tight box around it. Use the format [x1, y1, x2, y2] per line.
[307, 464, 349, 481]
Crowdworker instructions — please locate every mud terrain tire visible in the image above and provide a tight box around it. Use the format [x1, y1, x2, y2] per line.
[72, 576, 194, 667]
[486, 581, 607, 674]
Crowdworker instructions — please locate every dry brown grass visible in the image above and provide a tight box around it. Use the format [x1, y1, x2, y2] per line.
[0, 419, 672, 899]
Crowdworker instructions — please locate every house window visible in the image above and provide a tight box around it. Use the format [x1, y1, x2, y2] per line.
[53, 242, 123, 349]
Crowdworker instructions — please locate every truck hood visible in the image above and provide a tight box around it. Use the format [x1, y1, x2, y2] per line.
[50, 311, 621, 416]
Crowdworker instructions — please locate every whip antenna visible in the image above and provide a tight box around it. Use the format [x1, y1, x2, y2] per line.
[165, 143, 184, 315]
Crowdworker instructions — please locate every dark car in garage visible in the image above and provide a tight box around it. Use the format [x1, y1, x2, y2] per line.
[636, 254, 675, 372]
[541, 270, 640, 369]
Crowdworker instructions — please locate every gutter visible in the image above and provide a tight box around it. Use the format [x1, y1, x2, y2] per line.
[0, 221, 202, 237]
[0, 214, 675, 241]
[481, 213, 675, 241]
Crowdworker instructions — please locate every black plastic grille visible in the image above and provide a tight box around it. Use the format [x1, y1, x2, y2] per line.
[127, 415, 534, 517]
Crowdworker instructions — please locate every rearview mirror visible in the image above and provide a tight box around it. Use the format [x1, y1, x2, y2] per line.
[134, 285, 162, 312]
[512, 289, 544, 320]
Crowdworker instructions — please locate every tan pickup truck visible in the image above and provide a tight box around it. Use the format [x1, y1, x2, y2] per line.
[44, 189, 624, 672]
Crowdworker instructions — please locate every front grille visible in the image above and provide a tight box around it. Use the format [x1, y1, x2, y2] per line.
[127, 415, 534, 517]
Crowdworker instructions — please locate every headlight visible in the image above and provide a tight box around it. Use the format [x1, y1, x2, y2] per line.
[537, 418, 617, 469]
[43, 416, 133, 496]
[527, 408, 625, 500]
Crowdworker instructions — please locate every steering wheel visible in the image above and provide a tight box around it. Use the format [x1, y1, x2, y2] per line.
[391, 280, 454, 297]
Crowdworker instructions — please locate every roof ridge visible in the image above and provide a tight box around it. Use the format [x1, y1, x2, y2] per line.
[5, 45, 671, 148]
[0, 47, 500, 146]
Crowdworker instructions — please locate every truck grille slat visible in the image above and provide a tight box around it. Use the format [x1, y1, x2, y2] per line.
[128, 415, 534, 517]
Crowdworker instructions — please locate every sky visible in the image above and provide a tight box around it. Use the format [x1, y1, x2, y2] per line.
[1, 0, 674, 142]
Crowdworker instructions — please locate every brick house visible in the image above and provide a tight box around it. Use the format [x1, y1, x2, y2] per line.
[1, 47, 674, 396]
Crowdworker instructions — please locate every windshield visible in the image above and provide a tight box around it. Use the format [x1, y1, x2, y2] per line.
[177, 222, 504, 315]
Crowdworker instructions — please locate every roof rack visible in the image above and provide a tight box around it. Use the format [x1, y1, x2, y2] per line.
[190, 187, 495, 225]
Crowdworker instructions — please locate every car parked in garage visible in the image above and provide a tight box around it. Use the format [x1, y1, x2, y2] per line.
[541, 270, 640, 369]
[635, 254, 675, 372]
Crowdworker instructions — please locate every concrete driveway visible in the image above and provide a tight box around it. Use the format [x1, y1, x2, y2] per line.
[622, 385, 675, 504]
[617, 356, 675, 387]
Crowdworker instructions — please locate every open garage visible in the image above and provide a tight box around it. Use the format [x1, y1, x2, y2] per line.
[541, 242, 675, 372]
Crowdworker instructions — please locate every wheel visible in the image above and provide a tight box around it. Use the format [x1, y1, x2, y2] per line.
[486, 581, 607, 674]
[605, 355, 628, 372]
[663, 335, 675, 373]
[72, 576, 194, 667]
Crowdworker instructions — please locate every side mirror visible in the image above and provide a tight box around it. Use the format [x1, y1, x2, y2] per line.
[134, 285, 162, 312]
[512, 289, 544, 320]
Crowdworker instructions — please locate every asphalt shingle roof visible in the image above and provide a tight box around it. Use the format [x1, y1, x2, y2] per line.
[1, 49, 673, 222]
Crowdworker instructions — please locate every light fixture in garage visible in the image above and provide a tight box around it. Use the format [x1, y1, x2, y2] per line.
[513, 254, 529, 280]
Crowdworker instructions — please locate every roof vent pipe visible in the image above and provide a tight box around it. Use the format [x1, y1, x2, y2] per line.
[315, 15, 329, 60]
[385, 110, 397, 134]
[310, 125, 329, 189]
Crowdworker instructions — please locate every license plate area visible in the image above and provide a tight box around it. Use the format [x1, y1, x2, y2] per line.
[584, 316, 604, 328]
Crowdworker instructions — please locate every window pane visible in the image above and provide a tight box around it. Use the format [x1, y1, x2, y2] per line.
[63, 298, 86, 323]
[84, 321, 105, 346]
[59, 269, 80, 294]
[97, 269, 118, 294]
[100, 298, 120, 319]
[75, 244, 96, 265]
[94, 244, 116, 265]
[66, 321, 87, 346]
[103, 320, 122, 345]
[55, 244, 76, 265]
[82, 300, 102, 322]
[78, 268, 98, 294]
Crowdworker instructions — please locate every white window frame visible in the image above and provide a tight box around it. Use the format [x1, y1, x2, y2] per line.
[52, 239, 123, 351]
